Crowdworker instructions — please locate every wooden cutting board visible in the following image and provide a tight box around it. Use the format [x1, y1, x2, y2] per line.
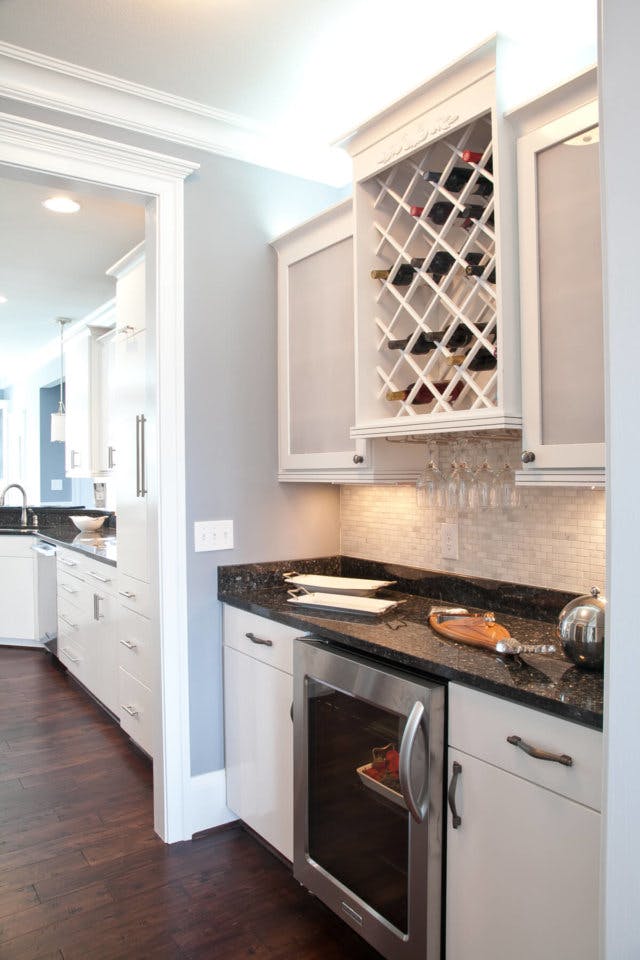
[428, 609, 511, 652]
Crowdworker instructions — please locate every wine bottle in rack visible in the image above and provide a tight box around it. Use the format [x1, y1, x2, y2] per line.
[462, 151, 493, 174]
[465, 263, 496, 283]
[387, 320, 490, 354]
[386, 380, 465, 404]
[370, 264, 415, 286]
[446, 347, 497, 371]
[411, 250, 483, 277]
[424, 168, 493, 197]
[387, 333, 438, 355]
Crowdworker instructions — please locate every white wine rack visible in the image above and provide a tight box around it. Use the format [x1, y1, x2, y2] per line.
[343, 39, 521, 440]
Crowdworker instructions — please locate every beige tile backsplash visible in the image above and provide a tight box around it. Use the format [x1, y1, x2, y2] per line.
[340, 482, 605, 594]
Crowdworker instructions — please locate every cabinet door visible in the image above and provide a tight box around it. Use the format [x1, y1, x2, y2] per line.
[273, 200, 367, 478]
[224, 645, 293, 860]
[115, 326, 150, 583]
[0, 556, 35, 639]
[90, 591, 119, 716]
[445, 749, 600, 960]
[93, 329, 118, 476]
[64, 328, 91, 477]
[517, 98, 604, 479]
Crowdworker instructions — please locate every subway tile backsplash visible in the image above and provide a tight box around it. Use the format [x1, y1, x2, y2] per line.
[340, 484, 605, 594]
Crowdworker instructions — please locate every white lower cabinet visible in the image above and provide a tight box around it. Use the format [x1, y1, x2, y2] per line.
[0, 535, 39, 642]
[446, 683, 602, 960]
[223, 605, 304, 861]
[118, 666, 152, 756]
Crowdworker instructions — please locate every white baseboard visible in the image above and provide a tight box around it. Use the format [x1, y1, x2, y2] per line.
[0, 637, 45, 649]
[186, 768, 237, 837]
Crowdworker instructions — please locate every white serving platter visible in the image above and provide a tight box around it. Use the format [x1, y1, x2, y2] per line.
[356, 764, 406, 809]
[283, 573, 396, 596]
[286, 591, 401, 617]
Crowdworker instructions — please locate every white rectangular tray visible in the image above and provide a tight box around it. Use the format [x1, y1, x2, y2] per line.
[286, 591, 400, 617]
[356, 764, 406, 809]
[284, 573, 396, 596]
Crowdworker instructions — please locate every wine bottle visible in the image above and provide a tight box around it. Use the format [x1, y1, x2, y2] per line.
[446, 347, 497, 371]
[465, 263, 496, 283]
[462, 152, 493, 174]
[387, 333, 437, 355]
[386, 380, 465, 404]
[370, 264, 415, 285]
[387, 321, 489, 354]
[410, 251, 483, 276]
[424, 168, 493, 197]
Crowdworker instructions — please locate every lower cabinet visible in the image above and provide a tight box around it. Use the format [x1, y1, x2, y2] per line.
[446, 683, 602, 960]
[223, 605, 304, 861]
[0, 536, 37, 641]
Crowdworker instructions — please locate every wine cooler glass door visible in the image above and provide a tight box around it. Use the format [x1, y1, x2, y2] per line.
[294, 640, 444, 960]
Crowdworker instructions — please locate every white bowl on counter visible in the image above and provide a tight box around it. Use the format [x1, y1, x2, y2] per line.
[69, 515, 108, 533]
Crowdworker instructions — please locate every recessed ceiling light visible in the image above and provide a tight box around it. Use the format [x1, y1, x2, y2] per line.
[0, 295, 7, 304]
[42, 196, 81, 214]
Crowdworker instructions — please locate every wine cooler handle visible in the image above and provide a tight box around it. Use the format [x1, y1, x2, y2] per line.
[448, 761, 462, 829]
[399, 701, 427, 824]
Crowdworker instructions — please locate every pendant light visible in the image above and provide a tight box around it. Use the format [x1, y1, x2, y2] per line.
[51, 317, 71, 443]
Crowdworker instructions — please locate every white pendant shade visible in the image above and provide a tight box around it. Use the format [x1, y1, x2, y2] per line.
[51, 409, 65, 443]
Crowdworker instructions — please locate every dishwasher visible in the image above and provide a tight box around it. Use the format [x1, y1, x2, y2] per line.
[32, 540, 58, 652]
[293, 639, 445, 960]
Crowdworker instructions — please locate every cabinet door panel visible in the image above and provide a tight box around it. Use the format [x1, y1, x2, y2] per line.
[224, 646, 293, 860]
[446, 749, 600, 960]
[0, 557, 35, 639]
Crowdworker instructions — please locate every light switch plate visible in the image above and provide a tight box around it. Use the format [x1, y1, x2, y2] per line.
[51, 479, 63, 491]
[440, 522, 459, 560]
[194, 519, 234, 552]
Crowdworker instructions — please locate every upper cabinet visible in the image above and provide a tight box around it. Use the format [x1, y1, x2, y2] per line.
[512, 69, 604, 487]
[272, 200, 423, 482]
[340, 39, 521, 440]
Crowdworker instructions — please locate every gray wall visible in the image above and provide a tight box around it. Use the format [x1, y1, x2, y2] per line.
[40, 382, 71, 502]
[0, 97, 344, 775]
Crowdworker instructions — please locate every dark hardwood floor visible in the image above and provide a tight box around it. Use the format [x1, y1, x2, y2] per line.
[0, 647, 381, 959]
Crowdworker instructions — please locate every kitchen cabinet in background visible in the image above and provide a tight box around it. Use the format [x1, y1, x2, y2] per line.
[511, 68, 604, 487]
[445, 682, 601, 960]
[0, 535, 55, 644]
[272, 200, 423, 482]
[223, 605, 304, 860]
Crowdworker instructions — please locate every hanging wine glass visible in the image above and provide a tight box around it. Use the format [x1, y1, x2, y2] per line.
[492, 456, 521, 510]
[416, 445, 444, 509]
[473, 442, 494, 511]
[445, 442, 461, 512]
[455, 439, 475, 512]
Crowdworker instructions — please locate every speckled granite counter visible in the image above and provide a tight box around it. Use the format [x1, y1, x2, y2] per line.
[37, 530, 117, 567]
[218, 557, 603, 730]
[0, 507, 116, 566]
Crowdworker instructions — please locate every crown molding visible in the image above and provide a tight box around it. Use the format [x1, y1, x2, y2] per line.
[0, 41, 350, 186]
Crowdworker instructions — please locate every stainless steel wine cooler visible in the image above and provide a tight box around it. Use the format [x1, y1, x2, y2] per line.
[293, 639, 445, 960]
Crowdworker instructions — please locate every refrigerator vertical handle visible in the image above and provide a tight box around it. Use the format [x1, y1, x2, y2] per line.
[399, 700, 427, 824]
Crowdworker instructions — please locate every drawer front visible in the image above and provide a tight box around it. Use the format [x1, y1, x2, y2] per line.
[117, 606, 152, 687]
[84, 562, 117, 596]
[0, 535, 35, 558]
[223, 605, 305, 675]
[57, 570, 86, 608]
[119, 668, 152, 756]
[57, 548, 86, 578]
[59, 636, 86, 683]
[57, 595, 85, 636]
[117, 572, 151, 619]
[449, 683, 603, 810]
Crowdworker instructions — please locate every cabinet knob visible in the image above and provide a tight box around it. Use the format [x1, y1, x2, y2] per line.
[353, 454, 364, 464]
[521, 450, 536, 464]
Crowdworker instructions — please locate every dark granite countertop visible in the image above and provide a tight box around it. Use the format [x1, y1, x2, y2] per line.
[0, 507, 116, 566]
[37, 530, 117, 567]
[218, 557, 603, 730]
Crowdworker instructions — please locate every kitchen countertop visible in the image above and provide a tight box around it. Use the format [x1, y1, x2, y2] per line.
[218, 557, 603, 730]
[0, 508, 117, 566]
[37, 529, 117, 566]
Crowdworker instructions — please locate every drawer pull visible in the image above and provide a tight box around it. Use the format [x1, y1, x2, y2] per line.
[60, 558, 78, 567]
[88, 571, 110, 583]
[121, 704, 139, 718]
[119, 590, 136, 599]
[62, 647, 80, 664]
[245, 631, 273, 647]
[61, 585, 78, 594]
[59, 614, 78, 630]
[448, 760, 462, 829]
[507, 735, 573, 767]
[120, 639, 138, 650]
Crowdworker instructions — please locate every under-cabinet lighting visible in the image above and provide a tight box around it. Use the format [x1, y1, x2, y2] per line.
[42, 196, 81, 214]
[0, 295, 6, 304]
[565, 126, 600, 147]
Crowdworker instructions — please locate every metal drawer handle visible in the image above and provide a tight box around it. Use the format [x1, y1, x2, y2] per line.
[121, 704, 139, 718]
[60, 558, 78, 567]
[448, 761, 462, 829]
[59, 614, 78, 630]
[245, 631, 273, 647]
[399, 701, 428, 823]
[119, 639, 138, 650]
[88, 571, 110, 583]
[62, 647, 79, 664]
[507, 735, 573, 767]
[108, 445, 116, 469]
[61, 585, 78, 594]
[119, 590, 136, 600]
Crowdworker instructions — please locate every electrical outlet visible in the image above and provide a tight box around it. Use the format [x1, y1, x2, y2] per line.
[51, 479, 63, 491]
[194, 519, 234, 552]
[440, 522, 459, 560]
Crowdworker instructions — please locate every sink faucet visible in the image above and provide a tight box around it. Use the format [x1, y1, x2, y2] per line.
[0, 484, 28, 527]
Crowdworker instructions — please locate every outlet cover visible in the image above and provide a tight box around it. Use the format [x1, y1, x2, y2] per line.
[194, 519, 234, 552]
[51, 479, 63, 491]
[440, 522, 459, 560]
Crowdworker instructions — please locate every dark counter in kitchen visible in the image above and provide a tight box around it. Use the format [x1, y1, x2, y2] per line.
[218, 556, 603, 730]
[0, 506, 116, 565]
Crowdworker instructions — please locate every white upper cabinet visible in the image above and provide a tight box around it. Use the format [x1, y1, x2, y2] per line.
[511, 69, 604, 486]
[340, 39, 521, 440]
[272, 200, 423, 482]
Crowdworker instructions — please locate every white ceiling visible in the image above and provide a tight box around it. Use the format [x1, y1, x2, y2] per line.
[0, 172, 145, 385]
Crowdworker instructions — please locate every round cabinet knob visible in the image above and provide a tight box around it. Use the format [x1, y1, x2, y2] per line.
[353, 454, 365, 464]
[521, 450, 536, 464]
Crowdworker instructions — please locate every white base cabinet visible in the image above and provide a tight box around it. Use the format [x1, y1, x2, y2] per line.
[0, 536, 56, 644]
[446, 683, 602, 960]
[223, 605, 305, 861]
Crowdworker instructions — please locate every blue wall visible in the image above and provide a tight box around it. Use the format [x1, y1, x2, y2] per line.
[39, 382, 71, 502]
